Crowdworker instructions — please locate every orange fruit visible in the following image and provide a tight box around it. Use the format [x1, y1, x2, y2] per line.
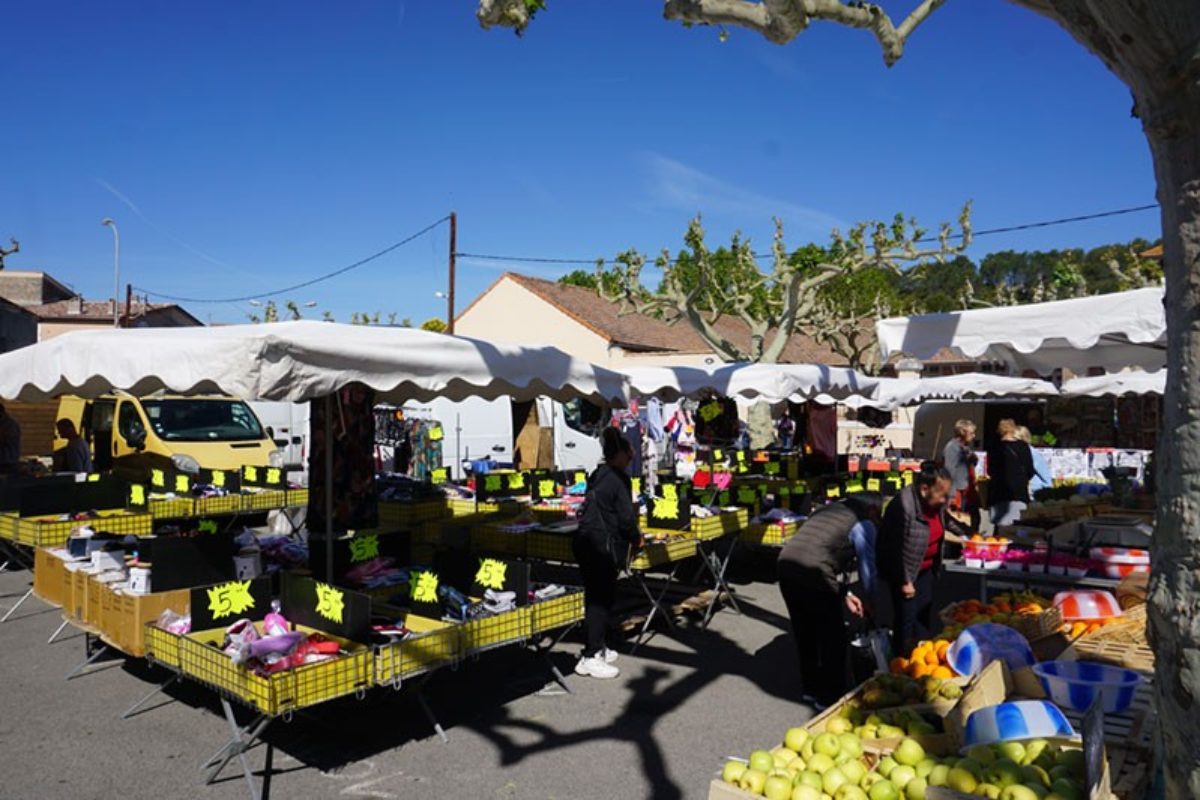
[890, 658, 908, 674]
[925, 651, 941, 667]
[935, 641, 951, 659]
[912, 664, 934, 679]
[932, 666, 954, 680]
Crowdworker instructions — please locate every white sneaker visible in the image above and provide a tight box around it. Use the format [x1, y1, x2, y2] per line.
[602, 647, 619, 665]
[574, 655, 620, 679]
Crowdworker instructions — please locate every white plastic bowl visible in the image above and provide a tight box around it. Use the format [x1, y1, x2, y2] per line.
[1031, 660, 1142, 713]
[1054, 590, 1123, 621]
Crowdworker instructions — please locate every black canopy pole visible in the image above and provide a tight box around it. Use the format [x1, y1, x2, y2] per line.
[325, 392, 334, 584]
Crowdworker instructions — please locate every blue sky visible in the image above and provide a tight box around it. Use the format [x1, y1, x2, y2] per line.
[1, 1, 1156, 325]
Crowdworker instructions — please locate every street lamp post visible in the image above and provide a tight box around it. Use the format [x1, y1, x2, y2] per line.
[101, 218, 120, 328]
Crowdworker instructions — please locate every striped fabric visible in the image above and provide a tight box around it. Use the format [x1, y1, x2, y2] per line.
[964, 700, 1076, 749]
[1032, 660, 1142, 713]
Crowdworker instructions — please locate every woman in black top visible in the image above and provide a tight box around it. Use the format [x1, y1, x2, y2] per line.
[572, 427, 641, 679]
[987, 418, 1036, 526]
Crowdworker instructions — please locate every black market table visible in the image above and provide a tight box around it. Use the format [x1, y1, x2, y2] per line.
[944, 562, 1120, 602]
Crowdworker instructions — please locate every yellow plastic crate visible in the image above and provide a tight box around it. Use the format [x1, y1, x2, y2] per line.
[691, 509, 749, 540]
[741, 520, 798, 546]
[525, 531, 576, 563]
[470, 526, 528, 558]
[448, 498, 519, 518]
[462, 606, 531, 656]
[11, 509, 152, 548]
[531, 590, 584, 635]
[242, 489, 291, 512]
[143, 624, 183, 670]
[178, 625, 372, 717]
[629, 538, 697, 571]
[530, 506, 570, 525]
[149, 497, 196, 519]
[286, 488, 309, 508]
[373, 615, 460, 686]
[377, 500, 450, 528]
[0, 513, 18, 541]
[194, 494, 243, 516]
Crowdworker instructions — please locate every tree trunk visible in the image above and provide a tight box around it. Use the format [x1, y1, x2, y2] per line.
[747, 401, 774, 450]
[1143, 78, 1200, 800]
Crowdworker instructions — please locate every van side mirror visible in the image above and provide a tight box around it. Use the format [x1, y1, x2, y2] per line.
[274, 438, 289, 448]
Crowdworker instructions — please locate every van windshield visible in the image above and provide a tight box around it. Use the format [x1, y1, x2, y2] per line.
[141, 399, 265, 442]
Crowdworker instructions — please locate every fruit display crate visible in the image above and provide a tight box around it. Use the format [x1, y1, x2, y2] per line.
[32, 547, 68, 608]
[739, 520, 798, 547]
[530, 590, 584, 635]
[629, 538, 697, 571]
[525, 530, 576, 563]
[377, 499, 451, 529]
[940, 599, 1064, 643]
[5, 509, 153, 548]
[1065, 603, 1152, 673]
[690, 509, 749, 541]
[373, 615, 461, 686]
[143, 623, 184, 671]
[461, 606, 532, 656]
[148, 497, 197, 519]
[178, 625, 372, 717]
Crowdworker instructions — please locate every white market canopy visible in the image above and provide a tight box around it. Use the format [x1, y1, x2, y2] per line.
[814, 373, 1062, 410]
[875, 287, 1166, 376]
[623, 363, 880, 404]
[0, 321, 631, 405]
[1060, 371, 1165, 397]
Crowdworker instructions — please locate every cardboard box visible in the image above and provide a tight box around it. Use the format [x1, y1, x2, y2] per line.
[103, 588, 190, 657]
[32, 547, 67, 608]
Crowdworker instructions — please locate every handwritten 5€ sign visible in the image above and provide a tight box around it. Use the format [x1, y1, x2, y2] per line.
[411, 571, 439, 604]
[475, 558, 508, 591]
[207, 581, 255, 620]
[315, 582, 345, 624]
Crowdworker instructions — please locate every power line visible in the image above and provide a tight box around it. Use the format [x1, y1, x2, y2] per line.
[454, 203, 1160, 266]
[136, 215, 451, 304]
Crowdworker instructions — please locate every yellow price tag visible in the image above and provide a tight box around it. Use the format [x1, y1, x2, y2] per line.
[826, 485, 842, 498]
[198, 519, 218, 534]
[428, 425, 444, 442]
[714, 449, 724, 461]
[765, 462, 781, 475]
[266, 467, 282, 486]
[244, 465, 259, 484]
[537, 479, 556, 497]
[475, 558, 508, 591]
[846, 482, 864, 494]
[129, 484, 146, 506]
[411, 571, 439, 604]
[212, 470, 226, 488]
[315, 582, 345, 624]
[698, 400, 723, 422]
[631, 477, 642, 495]
[174, 474, 190, 494]
[86, 473, 100, 483]
[736, 451, 746, 462]
[431, 468, 447, 485]
[867, 478, 881, 492]
[484, 474, 502, 492]
[903, 472, 915, 486]
[738, 489, 757, 505]
[651, 495, 680, 520]
[507, 472, 525, 490]
[151, 469, 166, 488]
[349, 534, 380, 563]
[207, 581, 255, 620]
[662, 484, 678, 501]
[573, 471, 586, 485]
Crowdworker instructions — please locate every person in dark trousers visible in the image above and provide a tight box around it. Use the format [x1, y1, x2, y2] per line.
[988, 418, 1036, 526]
[877, 465, 968, 657]
[572, 427, 641, 679]
[777, 494, 881, 707]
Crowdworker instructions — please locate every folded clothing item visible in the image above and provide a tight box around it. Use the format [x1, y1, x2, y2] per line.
[533, 584, 566, 602]
[482, 589, 517, 614]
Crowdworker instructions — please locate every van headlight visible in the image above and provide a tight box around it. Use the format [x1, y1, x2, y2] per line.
[171, 453, 201, 474]
[268, 449, 285, 468]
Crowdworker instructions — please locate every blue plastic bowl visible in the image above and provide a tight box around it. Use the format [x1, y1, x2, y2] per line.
[948, 623, 1036, 677]
[963, 700, 1076, 749]
[1031, 660, 1142, 713]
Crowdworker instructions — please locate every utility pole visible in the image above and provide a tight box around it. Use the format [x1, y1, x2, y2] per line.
[447, 211, 457, 334]
[123, 283, 132, 328]
[102, 218, 120, 328]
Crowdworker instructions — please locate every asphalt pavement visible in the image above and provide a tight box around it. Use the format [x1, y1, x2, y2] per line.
[0, 556, 975, 800]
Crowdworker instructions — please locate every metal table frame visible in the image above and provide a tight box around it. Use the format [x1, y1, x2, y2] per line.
[944, 562, 1120, 602]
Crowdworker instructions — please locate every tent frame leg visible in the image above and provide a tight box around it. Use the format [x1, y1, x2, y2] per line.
[65, 634, 110, 680]
[121, 672, 181, 720]
[202, 698, 271, 800]
[629, 564, 680, 654]
[413, 674, 448, 743]
[698, 535, 741, 627]
[47, 617, 71, 644]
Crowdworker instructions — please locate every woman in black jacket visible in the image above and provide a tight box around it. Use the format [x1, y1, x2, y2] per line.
[572, 427, 641, 679]
[987, 418, 1036, 526]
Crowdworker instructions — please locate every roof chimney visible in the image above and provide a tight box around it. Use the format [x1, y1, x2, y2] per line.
[68, 294, 84, 316]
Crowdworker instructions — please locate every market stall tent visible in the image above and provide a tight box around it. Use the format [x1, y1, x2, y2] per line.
[0, 321, 631, 405]
[812, 373, 1062, 410]
[623, 362, 879, 404]
[875, 287, 1166, 376]
[1060, 371, 1165, 397]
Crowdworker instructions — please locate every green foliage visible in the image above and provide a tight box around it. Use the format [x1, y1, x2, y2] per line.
[559, 268, 622, 296]
[420, 317, 448, 333]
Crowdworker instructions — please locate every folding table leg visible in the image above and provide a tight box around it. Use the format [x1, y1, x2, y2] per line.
[413, 676, 448, 743]
[47, 618, 71, 644]
[0, 588, 33, 622]
[203, 698, 271, 800]
[701, 538, 742, 627]
[531, 622, 578, 695]
[630, 566, 679, 654]
[121, 673, 181, 720]
[65, 636, 110, 681]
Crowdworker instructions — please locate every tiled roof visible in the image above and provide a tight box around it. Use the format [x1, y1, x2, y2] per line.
[27, 300, 200, 324]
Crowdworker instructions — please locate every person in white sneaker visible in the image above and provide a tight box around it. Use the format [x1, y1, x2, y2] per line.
[572, 427, 641, 679]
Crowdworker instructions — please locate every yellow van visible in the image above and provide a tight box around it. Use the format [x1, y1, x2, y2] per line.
[55, 393, 281, 481]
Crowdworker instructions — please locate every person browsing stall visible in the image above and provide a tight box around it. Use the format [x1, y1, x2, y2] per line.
[987, 418, 1036, 526]
[777, 494, 881, 707]
[942, 419, 979, 528]
[1016, 425, 1053, 494]
[0, 403, 21, 472]
[572, 427, 642, 680]
[53, 419, 92, 474]
[877, 465, 967, 655]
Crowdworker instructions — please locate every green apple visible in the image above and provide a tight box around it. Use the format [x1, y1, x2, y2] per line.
[836, 751, 858, 766]
[786, 727, 812, 752]
[807, 753, 836, 775]
[997, 742, 1027, 764]
[839, 733, 864, 759]
[791, 786, 823, 800]
[1020, 784, 1049, 800]
[840, 760, 867, 786]
[877, 725, 906, 740]
[908, 721, 937, 736]
[868, 781, 901, 800]
[894, 738, 926, 767]
[765, 774, 795, 800]
[1022, 740, 1050, 766]
[1021, 765, 1051, 789]
[1044, 795, 1069, 800]
[723, 761, 748, 784]
[999, 786, 1041, 800]
[915, 758, 936, 779]
[796, 771, 824, 791]
[1055, 749, 1085, 777]
[828, 718, 855, 735]
[987, 759, 1023, 788]
[822, 767, 849, 796]
[740, 769, 768, 795]
[788, 757, 808, 774]
[946, 767, 979, 794]
[968, 745, 998, 766]
[976, 783, 1002, 799]
[835, 786, 868, 800]
[1047, 766, 1072, 784]
[927, 765, 950, 788]
[750, 750, 775, 774]
[877, 756, 898, 778]
[955, 758, 985, 780]
[860, 773, 885, 791]
[889, 765, 916, 791]
[775, 754, 795, 770]
[801, 740, 817, 761]
[1048, 779, 1081, 800]
[775, 747, 800, 762]
[905, 777, 928, 800]
[814, 733, 842, 758]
